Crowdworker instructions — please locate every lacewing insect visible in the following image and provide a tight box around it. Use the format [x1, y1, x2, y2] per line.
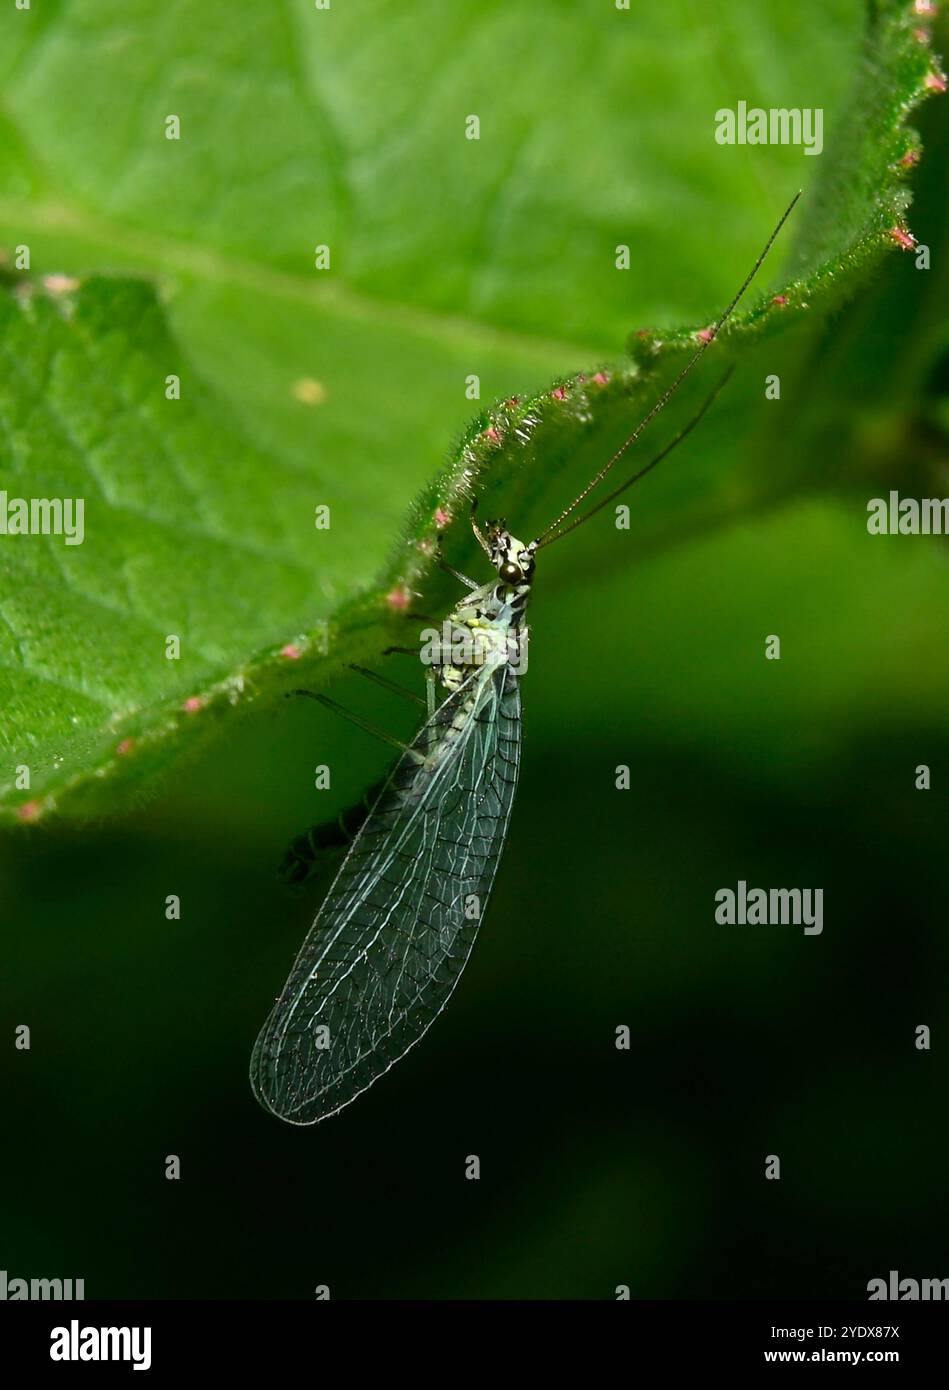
[250, 194, 800, 1125]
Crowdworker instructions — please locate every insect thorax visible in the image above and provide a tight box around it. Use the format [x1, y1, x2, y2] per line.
[429, 576, 530, 690]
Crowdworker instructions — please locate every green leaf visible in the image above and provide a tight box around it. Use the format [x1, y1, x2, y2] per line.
[0, 0, 943, 819]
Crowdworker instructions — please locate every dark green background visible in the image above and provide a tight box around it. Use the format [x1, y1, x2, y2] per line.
[2, 4, 949, 1299]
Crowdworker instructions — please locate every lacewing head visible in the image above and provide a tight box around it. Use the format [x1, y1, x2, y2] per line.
[470, 501, 537, 587]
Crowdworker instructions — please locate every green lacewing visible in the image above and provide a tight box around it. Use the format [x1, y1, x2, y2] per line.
[250, 195, 799, 1124]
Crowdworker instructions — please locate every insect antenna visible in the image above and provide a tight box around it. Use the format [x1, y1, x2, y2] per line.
[539, 367, 733, 548]
[470, 498, 491, 556]
[532, 191, 801, 550]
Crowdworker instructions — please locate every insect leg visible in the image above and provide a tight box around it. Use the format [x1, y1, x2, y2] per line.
[278, 772, 389, 890]
[348, 664, 425, 707]
[437, 557, 479, 590]
[418, 669, 441, 754]
[288, 689, 419, 757]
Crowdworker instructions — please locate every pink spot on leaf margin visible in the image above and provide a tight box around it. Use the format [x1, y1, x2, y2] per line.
[889, 226, 917, 250]
[385, 585, 412, 612]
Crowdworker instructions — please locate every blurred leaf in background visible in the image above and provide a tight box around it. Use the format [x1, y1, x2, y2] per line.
[0, 0, 947, 1300]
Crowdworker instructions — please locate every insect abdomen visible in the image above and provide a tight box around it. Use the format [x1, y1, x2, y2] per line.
[278, 774, 389, 890]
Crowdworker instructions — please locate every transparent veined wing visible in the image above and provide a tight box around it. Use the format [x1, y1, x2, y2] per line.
[250, 657, 521, 1124]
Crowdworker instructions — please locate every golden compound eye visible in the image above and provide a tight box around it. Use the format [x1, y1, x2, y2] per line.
[499, 561, 521, 583]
